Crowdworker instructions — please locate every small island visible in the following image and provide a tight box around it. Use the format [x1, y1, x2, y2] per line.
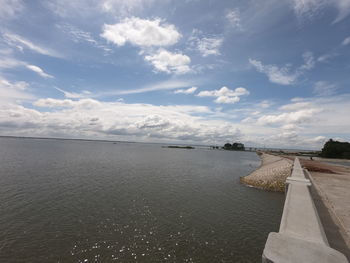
[164, 145, 195, 149]
[223, 142, 245, 151]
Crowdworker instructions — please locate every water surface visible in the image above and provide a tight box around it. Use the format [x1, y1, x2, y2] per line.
[0, 137, 284, 262]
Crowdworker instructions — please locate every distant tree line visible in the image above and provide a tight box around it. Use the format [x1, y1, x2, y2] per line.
[320, 139, 350, 159]
[223, 142, 245, 151]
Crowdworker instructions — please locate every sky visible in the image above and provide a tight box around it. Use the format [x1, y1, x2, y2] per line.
[1, 0, 350, 149]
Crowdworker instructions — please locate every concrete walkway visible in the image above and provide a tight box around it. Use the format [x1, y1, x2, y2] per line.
[262, 158, 348, 262]
[300, 159, 350, 260]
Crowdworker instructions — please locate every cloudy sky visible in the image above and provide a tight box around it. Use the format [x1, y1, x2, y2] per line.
[1, 0, 350, 149]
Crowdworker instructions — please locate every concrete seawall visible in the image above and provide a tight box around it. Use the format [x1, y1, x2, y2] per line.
[262, 157, 348, 263]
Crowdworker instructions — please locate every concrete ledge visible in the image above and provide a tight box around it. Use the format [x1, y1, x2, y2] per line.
[262, 157, 349, 262]
[286, 177, 311, 186]
[263, 233, 348, 263]
[279, 183, 328, 244]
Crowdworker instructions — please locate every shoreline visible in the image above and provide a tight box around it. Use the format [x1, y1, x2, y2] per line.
[240, 152, 293, 192]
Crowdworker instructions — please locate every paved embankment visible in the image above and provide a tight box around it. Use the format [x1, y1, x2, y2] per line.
[300, 158, 350, 260]
[240, 153, 293, 192]
[262, 158, 348, 263]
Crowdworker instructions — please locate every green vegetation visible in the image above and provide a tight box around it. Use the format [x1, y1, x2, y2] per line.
[165, 145, 194, 149]
[320, 139, 350, 159]
[223, 142, 245, 151]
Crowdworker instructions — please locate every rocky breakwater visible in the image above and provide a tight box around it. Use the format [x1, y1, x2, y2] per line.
[241, 153, 293, 192]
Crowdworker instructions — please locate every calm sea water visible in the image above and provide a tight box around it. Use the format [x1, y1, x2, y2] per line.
[0, 137, 284, 263]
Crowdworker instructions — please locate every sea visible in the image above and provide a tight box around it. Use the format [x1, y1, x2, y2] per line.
[0, 137, 284, 262]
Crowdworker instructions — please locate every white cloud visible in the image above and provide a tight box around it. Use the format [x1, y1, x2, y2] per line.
[188, 30, 223, 57]
[0, 77, 34, 103]
[257, 108, 321, 125]
[174, 87, 197, 94]
[279, 101, 311, 111]
[249, 58, 297, 85]
[317, 53, 337, 62]
[0, 57, 23, 69]
[342, 36, 350, 45]
[197, 86, 249, 104]
[258, 100, 272, 109]
[55, 87, 92, 99]
[292, 0, 327, 19]
[101, 0, 160, 16]
[57, 24, 97, 44]
[34, 98, 100, 108]
[46, 0, 162, 19]
[115, 80, 192, 95]
[310, 135, 327, 144]
[226, 8, 241, 29]
[144, 49, 191, 74]
[0, 0, 23, 20]
[1, 92, 350, 149]
[249, 52, 315, 85]
[292, 0, 350, 23]
[101, 17, 181, 47]
[300, 51, 315, 70]
[26, 65, 54, 78]
[240, 94, 350, 148]
[3, 33, 61, 58]
[56, 24, 112, 52]
[21, 98, 243, 143]
[0, 57, 54, 79]
[196, 37, 223, 57]
[78, 80, 193, 97]
[313, 81, 338, 96]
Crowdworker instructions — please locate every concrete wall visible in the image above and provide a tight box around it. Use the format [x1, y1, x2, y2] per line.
[262, 157, 348, 263]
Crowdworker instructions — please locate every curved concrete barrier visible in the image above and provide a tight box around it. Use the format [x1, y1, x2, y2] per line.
[262, 157, 348, 263]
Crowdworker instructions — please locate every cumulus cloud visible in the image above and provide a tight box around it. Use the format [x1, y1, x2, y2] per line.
[10, 98, 243, 143]
[249, 52, 315, 85]
[256, 108, 320, 126]
[240, 94, 350, 148]
[292, 0, 350, 23]
[101, 17, 181, 47]
[3, 33, 61, 58]
[26, 65, 53, 78]
[1, 92, 350, 149]
[144, 49, 191, 74]
[33, 98, 100, 108]
[197, 86, 249, 104]
[174, 87, 197, 94]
